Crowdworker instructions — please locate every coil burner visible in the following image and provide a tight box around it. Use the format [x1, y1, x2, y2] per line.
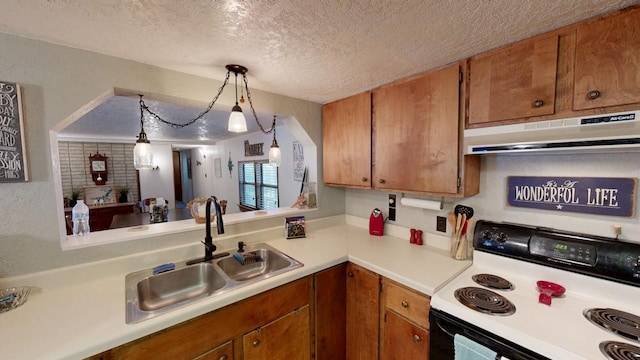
[584, 308, 640, 343]
[599, 341, 640, 360]
[454, 287, 515, 316]
[472, 274, 514, 290]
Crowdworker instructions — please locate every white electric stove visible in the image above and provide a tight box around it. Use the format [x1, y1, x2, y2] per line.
[430, 220, 640, 360]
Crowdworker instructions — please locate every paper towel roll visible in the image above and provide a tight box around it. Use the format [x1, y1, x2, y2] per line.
[400, 197, 442, 210]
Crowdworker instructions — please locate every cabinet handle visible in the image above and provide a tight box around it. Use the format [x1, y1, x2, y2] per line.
[348, 272, 354, 278]
[532, 99, 544, 108]
[378, 179, 386, 184]
[413, 334, 421, 343]
[401, 300, 409, 308]
[361, 177, 368, 182]
[253, 340, 261, 347]
[219, 356, 228, 360]
[587, 90, 601, 99]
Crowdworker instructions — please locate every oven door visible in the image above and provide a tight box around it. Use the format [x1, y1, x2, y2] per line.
[429, 309, 550, 360]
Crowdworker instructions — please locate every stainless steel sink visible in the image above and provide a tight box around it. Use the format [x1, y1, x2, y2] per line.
[125, 243, 303, 324]
[136, 263, 227, 311]
[216, 246, 301, 282]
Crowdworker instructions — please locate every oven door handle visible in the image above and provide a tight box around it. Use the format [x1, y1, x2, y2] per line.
[434, 317, 457, 339]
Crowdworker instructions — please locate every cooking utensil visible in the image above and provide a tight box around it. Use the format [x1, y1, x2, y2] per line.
[537, 280, 566, 305]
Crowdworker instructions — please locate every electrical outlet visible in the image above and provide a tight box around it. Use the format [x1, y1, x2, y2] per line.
[436, 216, 447, 233]
[388, 194, 396, 221]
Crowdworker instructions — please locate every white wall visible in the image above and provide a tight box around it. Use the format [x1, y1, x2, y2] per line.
[0, 32, 342, 277]
[345, 152, 640, 243]
[139, 143, 175, 208]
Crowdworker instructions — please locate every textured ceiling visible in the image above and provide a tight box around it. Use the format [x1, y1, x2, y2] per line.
[1, 0, 639, 141]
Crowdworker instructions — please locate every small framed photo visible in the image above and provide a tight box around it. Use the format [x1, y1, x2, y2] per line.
[285, 216, 306, 239]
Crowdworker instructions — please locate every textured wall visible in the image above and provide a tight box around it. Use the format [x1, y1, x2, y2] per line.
[0, 33, 338, 277]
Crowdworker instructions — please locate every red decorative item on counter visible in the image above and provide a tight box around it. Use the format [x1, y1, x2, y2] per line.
[410, 228, 417, 243]
[416, 230, 423, 245]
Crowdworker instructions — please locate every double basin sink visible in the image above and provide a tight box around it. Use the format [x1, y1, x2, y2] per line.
[125, 243, 303, 324]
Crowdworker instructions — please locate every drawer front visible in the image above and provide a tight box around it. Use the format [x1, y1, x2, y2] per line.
[384, 280, 430, 329]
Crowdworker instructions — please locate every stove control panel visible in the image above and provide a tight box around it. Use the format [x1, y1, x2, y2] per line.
[473, 220, 640, 287]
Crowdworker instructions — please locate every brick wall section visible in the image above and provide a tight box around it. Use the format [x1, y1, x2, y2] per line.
[59, 141, 139, 203]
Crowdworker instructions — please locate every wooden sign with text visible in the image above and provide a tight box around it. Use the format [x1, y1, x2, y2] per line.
[508, 176, 637, 217]
[0, 81, 28, 182]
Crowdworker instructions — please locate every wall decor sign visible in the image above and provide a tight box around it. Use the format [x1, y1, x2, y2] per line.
[244, 140, 263, 156]
[84, 185, 116, 205]
[508, 176, 637, 217]
[293, 141, 304, 181]
[0, 81, 28, 182]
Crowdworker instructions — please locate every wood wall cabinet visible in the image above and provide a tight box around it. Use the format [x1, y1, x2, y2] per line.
[467, 5, 640, 129]
[97, 277, 312, 360]
[573, 6, 640, 110]
[322, 63, 480, 197]
[322, 92, 372, 188]
[372, 64, 464, 195]
[468, 35, 559, 125]
[315, 263, 347, 359]
[346, 262, 380, 360]
[380, 279, 431, 360]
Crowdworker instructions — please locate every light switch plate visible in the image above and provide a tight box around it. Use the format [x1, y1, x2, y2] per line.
[436, 216, 447, 233]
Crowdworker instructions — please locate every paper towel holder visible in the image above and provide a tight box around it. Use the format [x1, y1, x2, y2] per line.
[400, 194, 444, 210]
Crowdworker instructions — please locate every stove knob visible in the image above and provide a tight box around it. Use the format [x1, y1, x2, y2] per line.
[480, 230, 492, 241]
[496, 232, 508, 243]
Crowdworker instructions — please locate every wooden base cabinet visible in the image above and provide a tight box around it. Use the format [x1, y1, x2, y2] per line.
[346, 263, 381, 360]
[243, 305, 310, 359]
[380, 278, 431, 360]
[94, 277, 312, 360]
[315, 263, 347, 360]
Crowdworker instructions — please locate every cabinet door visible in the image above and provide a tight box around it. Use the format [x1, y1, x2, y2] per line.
[193, 341, 233, 360]
[574, 7, 640, 110]
[243, 305, 310, 360]
[315, 263, 347, 360]
[346, 263, 380, 360]
[373, 65, 460, 194]
[323, 92, 372, 188]
[468, 35, 558, 124]
[381, 310, 429, 360]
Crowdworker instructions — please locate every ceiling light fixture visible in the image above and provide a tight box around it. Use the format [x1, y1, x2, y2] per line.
[135, 64, 277, 169]
[133, 95, 153, 170]
[268, 116, 281, 167]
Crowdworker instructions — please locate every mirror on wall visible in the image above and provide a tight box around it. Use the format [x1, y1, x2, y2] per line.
[52, 90, 316, 237]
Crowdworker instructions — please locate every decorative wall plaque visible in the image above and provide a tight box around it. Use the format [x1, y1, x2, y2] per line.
[0, 81, 28, 182]
[508, 176, 637, 217]
[244, 140, 264, 156]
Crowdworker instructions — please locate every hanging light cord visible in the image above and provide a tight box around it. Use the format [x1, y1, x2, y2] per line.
[138, 70, 231, 129]
[138, 66, 276, 134]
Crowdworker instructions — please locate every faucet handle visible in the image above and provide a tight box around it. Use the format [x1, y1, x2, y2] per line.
[238, 241, 245, 253]
[201, 241, 217, 253]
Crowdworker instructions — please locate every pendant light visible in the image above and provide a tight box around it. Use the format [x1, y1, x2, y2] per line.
[133, 95, 153, 170]
[268, 116, 281, 167]
[227, 65, 248, 132]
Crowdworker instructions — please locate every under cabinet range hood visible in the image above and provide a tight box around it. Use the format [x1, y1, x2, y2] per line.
[464, 110, 640, 154]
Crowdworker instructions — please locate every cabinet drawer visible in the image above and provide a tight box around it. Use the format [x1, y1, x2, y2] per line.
[194, 341, 233, 360]
[384, 279, 430, 329]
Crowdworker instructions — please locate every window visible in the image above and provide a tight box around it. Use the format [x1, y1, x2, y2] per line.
[239, 160, 279, 210]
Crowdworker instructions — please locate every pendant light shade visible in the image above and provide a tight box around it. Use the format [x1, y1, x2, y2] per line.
[269, 140, 281, 167]
[134, 139, 153, 170]
[228, 105, 248, 132]
[268, 118, 281, 166]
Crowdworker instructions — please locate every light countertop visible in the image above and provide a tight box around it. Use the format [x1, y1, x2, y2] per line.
[0, 215, 471, 360]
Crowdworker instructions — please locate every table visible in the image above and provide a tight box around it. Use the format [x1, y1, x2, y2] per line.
[109, 208, 193, 229]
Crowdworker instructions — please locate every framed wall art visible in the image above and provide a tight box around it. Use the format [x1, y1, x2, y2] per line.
[0, 81, 28, 182]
